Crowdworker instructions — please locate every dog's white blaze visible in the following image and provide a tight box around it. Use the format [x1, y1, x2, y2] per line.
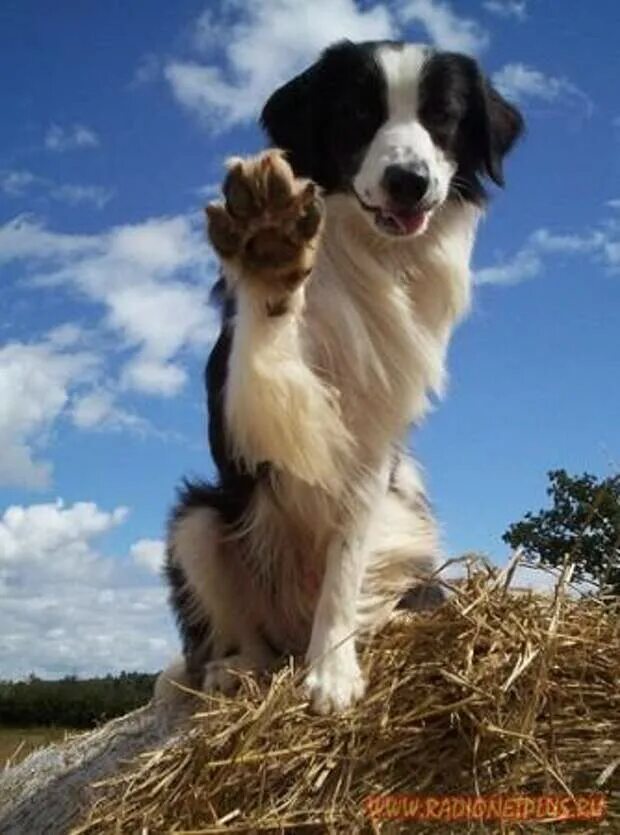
[354, 44, 456, 214]
[379, 43, 428, 119]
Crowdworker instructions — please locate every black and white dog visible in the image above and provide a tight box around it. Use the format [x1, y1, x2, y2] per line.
[158, 40, 523, 714]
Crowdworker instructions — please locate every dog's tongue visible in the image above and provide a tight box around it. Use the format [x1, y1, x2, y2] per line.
[387, 209, 425, 234]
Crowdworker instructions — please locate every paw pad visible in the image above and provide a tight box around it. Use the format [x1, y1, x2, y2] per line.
[206, 150, 324, 291]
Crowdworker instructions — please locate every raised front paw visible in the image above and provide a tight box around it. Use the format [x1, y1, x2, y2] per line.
[206, 150, 323, 294]
[304, 644, 366, 715]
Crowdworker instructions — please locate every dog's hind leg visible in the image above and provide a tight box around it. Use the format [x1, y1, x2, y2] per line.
[162, 499, 276, 699]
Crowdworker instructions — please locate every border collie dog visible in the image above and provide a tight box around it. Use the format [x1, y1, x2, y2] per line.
[159, 40, 523, 714]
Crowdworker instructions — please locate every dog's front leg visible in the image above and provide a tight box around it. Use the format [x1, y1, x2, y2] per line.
[304, 479, 384, 714]
[206, 150, 351, 488]
[304, 533, 366, 713]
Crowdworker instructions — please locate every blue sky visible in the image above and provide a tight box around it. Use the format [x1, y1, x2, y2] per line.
[1, 0, 618, 678]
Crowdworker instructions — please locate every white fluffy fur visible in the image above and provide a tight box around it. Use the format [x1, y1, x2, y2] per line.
[224, 284, 353, 491]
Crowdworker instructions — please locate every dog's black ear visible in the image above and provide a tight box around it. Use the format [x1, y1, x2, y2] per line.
[262, 40, 385, 191]
[479, 80, 524, 186]
[260, 61, 323, 180]
[465, 60, 524, 187]
[424, 52, 524, 190]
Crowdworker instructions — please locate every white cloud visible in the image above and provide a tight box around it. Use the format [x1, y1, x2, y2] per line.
[44, 123, 100, 152]
[106, 217, 204, 273]
[483, 0, 527, 21]
[528, 228, 606, 255]
[0, 500, 175, 679]
[475, 247, 542, 286]
[194, 182, 222, 201]
[164, 1, 491, 129]
[131, 538, 166, 574]
[191, 7, 226, 52]
[47, 322, 84, 348]
[510, 564, 563, 593]
[476, 225, 617, 286]
[121, 356, 188, 397]
[0, 215, 95, 260]
[0, 333, 98, 489]
[70, 388, 148, 433]
[0, 210, 218, 486]
[603, 239, 620, 269]
[0, 500, 127, 573]
[0, 170, 41, 197]
[0, 213, 218, 398]
[51, 184, 114, 209]
[492, 63, 591, 112]
[130, 53, 161, 87]
[510, 564, 593, 595]
[165, 0, 396, 128]
[440, 558, 589, 596]
[1, 171, 113, 210]
[398, 0, 489, 53]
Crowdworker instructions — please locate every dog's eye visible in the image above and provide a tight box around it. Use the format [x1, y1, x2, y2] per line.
[421, 106, 459, 127]
[419, 104, 461, 146]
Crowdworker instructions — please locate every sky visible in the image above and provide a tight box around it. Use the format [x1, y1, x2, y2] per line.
[0, 0, 618, 680]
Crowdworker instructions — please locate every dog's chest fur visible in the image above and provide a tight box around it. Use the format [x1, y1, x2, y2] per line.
[229, 196, 478, 649]
[306, 195, 477, 447]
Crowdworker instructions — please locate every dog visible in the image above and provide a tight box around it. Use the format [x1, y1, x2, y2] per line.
[157, 40, 523, 714]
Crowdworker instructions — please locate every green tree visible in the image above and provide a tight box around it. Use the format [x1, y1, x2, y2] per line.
[0, 672, 156, 728]
[503, 469, 620, 594]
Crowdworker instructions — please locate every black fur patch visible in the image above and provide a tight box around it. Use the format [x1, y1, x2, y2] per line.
[197, 282, 266, 528]
[261, 40, 388, 192]
[163, 548, 212, 681]
[165, 284, 263, 673]
[398, 582, 446, 611]
[419, 52, 524, 203]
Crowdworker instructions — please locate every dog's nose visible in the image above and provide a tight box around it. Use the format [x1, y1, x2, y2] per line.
[382, 163, 430, 208]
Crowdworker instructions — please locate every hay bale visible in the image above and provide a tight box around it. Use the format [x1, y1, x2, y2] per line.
[0, 704, 188, 835]
[74, 562, 619, 833]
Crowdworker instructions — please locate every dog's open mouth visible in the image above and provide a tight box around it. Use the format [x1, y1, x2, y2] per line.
[354, 191, 430, 236]
[375, 207, 427, 236]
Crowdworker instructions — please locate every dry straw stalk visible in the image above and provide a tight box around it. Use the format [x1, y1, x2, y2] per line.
[76, 560, 619, 834]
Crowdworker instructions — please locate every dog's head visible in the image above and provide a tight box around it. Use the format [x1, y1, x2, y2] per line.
[261, 41, 523, 238]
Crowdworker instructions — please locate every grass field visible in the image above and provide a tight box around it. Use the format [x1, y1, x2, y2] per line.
[0, 726, 76, 768]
